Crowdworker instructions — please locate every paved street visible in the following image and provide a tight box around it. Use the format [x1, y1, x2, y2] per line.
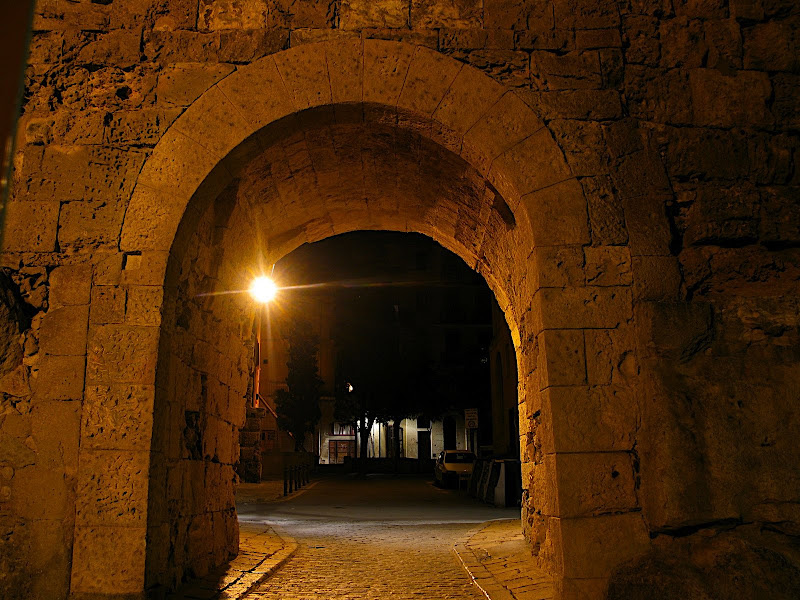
[238, 474, 519, 599]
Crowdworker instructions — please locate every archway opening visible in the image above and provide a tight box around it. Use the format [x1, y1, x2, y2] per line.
[144, 106, 534, 592]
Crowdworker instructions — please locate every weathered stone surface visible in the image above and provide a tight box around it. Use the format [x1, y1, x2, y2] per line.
[5, 5, 800, 599]
[608, 528, 800, 600]
[1, 201, 59, 252]
[71, 525, 147, 594]
[340, 0, 408, 29]
[555, 452, 638, 517]
[82, 385, 154, 451]
[156, 63, 236, 107]
[31, 355, 86, 400]
[86, 325, 159, 384]
[411, 0, 481, 29]
[39, 305, 90, 356]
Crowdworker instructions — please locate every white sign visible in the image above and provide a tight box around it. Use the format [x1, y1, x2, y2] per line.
[465, 408, 479, 429]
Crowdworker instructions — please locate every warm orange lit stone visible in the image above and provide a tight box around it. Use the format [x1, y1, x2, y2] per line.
[1, 3, 798, 599]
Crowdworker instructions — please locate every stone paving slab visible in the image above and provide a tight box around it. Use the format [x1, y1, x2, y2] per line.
[454, 519, 554, 600]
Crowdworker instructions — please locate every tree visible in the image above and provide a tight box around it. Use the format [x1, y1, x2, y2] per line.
[275, 320, 323, 451]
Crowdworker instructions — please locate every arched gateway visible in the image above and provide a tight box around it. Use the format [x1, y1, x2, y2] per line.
[70, 40, 650, 599]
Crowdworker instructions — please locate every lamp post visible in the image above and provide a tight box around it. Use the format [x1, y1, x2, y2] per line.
[249, 276, 278, 408]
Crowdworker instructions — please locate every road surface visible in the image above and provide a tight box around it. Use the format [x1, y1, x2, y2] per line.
[238, 473, 519, 599]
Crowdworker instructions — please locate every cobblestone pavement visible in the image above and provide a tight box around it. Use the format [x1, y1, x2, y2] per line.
[240, 474, 519, 600]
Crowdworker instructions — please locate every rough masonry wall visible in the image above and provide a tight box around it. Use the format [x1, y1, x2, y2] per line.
[0, 0, 798, 598]
[147, 182, 257, 590]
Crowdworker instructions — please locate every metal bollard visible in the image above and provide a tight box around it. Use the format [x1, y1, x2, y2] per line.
[283, 467, 289, 496]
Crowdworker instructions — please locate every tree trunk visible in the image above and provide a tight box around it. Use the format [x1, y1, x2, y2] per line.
[392, 419, 401, 474]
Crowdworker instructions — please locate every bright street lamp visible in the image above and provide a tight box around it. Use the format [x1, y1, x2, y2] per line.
[249, 276, 278, 304]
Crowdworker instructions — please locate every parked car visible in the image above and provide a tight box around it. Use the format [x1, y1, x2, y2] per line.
[434, 450, 476, 488]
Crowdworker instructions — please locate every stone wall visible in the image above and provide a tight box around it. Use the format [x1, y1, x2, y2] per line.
[0, 0, 797, 598]
[145, 181, 258, 590]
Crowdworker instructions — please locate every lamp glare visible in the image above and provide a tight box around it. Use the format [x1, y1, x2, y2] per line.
[250, 276, 277, 304]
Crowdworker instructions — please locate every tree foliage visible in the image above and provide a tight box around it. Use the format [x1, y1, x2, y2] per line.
[275, 320, 323, 451]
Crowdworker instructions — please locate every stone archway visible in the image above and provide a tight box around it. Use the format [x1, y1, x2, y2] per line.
[71, 40, 649, 599]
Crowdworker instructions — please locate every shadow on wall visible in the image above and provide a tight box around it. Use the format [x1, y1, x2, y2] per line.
[607, 525, 800, 599]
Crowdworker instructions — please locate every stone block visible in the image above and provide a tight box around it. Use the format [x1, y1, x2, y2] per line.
[70, 525, 146, 594]
[399, 47, 463, 116]
[522, 179, 590, 248]
[90, 285, 126, 324]
[584, 246, 632, 287]
[462, 91, 545, 177]
[86, 324, 160, 385]
[548, 119, 608, 177]
[219, 27, 288, 62]
[485, 0, 551, 29]
[557, 576, 609, 600]
[558, 513, 650, 579]
[31, 400, 80, 471]
[31, 355, 86, 400]
[125, 286, 164, 327]
[1, 201, 59, 252]
[584, 327, 637, 386]
[411, 0, 482, 28]
[492, 129, 573, 211]
[554, 452, 638, 517]
[134, 130, 223, 202]
[624, 66, 693, 125]
[760, 186, 800, 245]
[582, 176, 627, 246]
[530, 245, 585, 290]
[538, 286, 632, 330]
[39, 305, 90, 356]
[10, 464, 72, 521]
[522, 89, 623, 121]
[743, 20, 798, 73]
[689, 69, 773, 129]
[363, 39, 415, 106]
[198, 0, 267, 30]
[77, 29, 141, 68]
[81, 385, 155, 451]
[57, 200, 124, 250]
[681, 183, 759, 247]
[340, 0, 408, 28]
[156, 63, 235, 108]
[273, 44, 333, 111]
[464, 49, 531, 88]
[634, 301, 713, 361]
[325, 38, 363, 105]
[529, 455, 559, 516]
[531, 51, 603, 90]
[621, 194, 672, 256]
[542, 386, 640, 452]
[772, 73, 800, 130]
[76, 449, 149, 526]
[632, 256, 681, 301]
[93, 253, 124, 286]
[432, 63, 505, 138]
[49, 264, 92, 307]
[172, 84, 254, 161]
[270, 0, 333, 28]
[538, 329, 586, 388]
